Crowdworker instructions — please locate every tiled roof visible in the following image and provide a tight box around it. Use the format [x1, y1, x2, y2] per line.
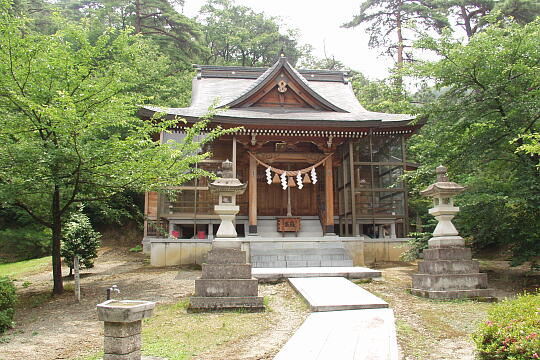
[139, 58, 414, 127]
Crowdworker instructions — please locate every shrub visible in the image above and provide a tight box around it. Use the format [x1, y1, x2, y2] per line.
[400, 232, 430, 261]
[0, 276, 17, 333]
[473, 291, 540, 359]
[61, 207, 101, 276]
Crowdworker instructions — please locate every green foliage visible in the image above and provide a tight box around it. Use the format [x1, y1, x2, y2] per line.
[351, 72, 417, 114]
[198, 0, 307, 66]
[0, 257, 50, 277]
[0, 3, 233, 293]
[408, 18, 540, 266]
[61, 208, 101, 272]
[343, 0, 449, 67]
[400, 232, 431, 261]
[0, 276, 17, 333]
[129, 244, 142, 252]
[0, 226, 50, 261]
[473, 291, 540, 359]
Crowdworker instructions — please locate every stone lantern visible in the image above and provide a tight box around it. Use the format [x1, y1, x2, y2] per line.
[190, 159, 263, 311]
[411, 165, 494, 300]
[420, 165, 465, 247]
[208, 159, 247, 245]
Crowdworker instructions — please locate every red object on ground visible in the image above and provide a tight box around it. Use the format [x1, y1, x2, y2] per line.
[197, 231, 206, 239]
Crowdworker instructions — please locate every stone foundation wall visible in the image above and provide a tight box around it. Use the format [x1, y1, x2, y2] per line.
[148, 237, 410, 266]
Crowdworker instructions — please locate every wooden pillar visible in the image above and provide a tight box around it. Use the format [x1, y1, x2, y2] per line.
[232, 136, 237, 178]
[324, 155, 335, 234]
[248, 155, 257, 234]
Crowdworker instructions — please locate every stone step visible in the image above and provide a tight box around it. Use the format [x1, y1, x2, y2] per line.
[252, 259, 354, 268]
[423, 247, 472, 260]
[418, 260, 480, 274]
[195, 279, 259, 297]
[288, 277, 388, 312]
[205, 248, 246, 264]
[252, 266, 382, 282]
[201, 264, 252, 279]
[189, 296, 264, 310]
[250, 241, 345, 251]
[252, 253, 348, 262]
[251, 248, 348, 256]
[411, 273, 488, 291]
[410, 288, 495, 300]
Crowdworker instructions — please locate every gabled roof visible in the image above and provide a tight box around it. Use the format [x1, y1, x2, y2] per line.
[220, 55, 346, 112]
[138, 56, 415, 128]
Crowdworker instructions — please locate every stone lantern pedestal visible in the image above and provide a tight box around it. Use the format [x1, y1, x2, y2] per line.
[190, 160, 264, 311]
[411, 166, 494, 300]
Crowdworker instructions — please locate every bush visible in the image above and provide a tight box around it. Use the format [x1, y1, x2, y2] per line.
[61, 207, 101, 276]
[0, 226, 50, 262]
[0, 276, 17, 333]
[473, 292, 540, 359]
[400, 232, 431, 261]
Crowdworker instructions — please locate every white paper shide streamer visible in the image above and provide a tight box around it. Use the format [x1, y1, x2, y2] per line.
[265, 167, 272, 184]
[280, 172, 287, 190]
[311, 167, 318, 184]
[296, 172, 303, 189]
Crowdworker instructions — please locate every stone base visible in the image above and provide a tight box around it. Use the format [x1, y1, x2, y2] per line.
[412, 244, 494, 300]
[189, 296, 264, 311]
[428, 236, 464, 248]
[410, 288, 496, 300]
[195, 278, 259, 297]
[190, 246, 264, 311]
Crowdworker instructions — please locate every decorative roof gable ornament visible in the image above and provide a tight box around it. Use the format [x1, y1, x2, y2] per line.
[220, 54, 347, 112]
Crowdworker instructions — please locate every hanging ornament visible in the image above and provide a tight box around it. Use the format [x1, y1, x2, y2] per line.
[311, 167, 318, 184]
[272, 173, 280, 184]
[280, 172, 287, 190]
[303, 173, 311, 184]
[288, 176, 296, 187]
[265, 167, 272, 184]
[296, 172, 303, 189]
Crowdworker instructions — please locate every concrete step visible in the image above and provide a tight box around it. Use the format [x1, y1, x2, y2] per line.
[252, 266, 382, 282]
[289, 277, 388, 312]
[252, 259, 354, 268]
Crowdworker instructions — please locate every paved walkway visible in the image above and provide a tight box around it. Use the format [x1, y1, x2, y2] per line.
[252, 266, 382, 282]
[288, 277, 388, 312]
[274, 276, 398, 360]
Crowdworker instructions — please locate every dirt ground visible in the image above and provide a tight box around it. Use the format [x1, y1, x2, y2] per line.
[1, 249, 538, 360]
[0, 247, 308, 360]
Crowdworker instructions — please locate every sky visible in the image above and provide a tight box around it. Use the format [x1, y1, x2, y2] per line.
[181, 0, 395, 79]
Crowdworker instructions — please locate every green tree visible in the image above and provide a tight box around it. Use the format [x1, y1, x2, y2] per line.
[198, 0, 307, 66]
[408, 18, 540, 266]
[441, 0, 540, 39]
[343, 0, 449, 72]
[61, 206, 101, 276]
[0, 5, 228, 294]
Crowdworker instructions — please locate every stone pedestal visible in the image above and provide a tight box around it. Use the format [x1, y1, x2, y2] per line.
[97, 300, 155, 360]
[190, 247, 264, 310]
[411, 239, 494, 299]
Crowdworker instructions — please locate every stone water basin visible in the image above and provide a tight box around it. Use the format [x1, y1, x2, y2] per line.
[97, 299, 156, 323]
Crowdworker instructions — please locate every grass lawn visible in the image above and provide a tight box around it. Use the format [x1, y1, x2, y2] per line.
[0, 257, 50, 278]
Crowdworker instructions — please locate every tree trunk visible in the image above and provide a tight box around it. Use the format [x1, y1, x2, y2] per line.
[460, 6, 473, 39]
[52, 186, 64, 295]
[134, 0, 142, 33]
[395, 3, 404, 87]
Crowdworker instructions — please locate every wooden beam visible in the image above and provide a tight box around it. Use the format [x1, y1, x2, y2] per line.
[324, 155, 335, 234]
[248, 155, 257, 234]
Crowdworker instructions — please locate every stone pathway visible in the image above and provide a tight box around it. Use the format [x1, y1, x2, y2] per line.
[288, 277, 388, 312]
[274, 276, 398, 360]
[252, 266, 382, 283]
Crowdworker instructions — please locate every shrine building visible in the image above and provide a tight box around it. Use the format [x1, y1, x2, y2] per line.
[138, 54, 420, 267]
